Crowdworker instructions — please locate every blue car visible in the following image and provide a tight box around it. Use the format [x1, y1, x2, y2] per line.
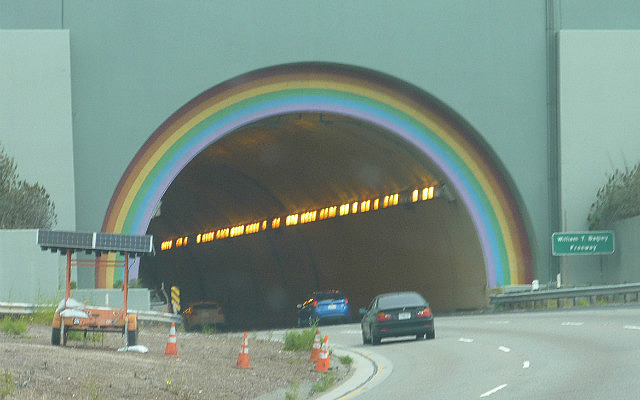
[296, 290, 352, 327]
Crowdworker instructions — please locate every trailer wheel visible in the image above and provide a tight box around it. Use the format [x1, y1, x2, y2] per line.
[51, 328, 60, 345]
[127, 329, 138, 346]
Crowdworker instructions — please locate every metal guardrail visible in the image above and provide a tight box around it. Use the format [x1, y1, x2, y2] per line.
[0, 302, 35, 315]
[490, 283, 640, 308]
[0, 302, 182, 324]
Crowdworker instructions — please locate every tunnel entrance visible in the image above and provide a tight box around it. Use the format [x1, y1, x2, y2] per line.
[142, 112, 487, 330]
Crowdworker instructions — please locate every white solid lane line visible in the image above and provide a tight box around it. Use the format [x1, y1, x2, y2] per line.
[498, 346, 511, 353]
[480, 384, 508, 398]
[561, 322, 584, 326]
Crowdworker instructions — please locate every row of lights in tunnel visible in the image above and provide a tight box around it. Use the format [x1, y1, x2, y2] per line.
[160, 185, 437, 251]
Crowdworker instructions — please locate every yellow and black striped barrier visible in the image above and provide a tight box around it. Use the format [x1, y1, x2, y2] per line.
[171, 286, 180, 314]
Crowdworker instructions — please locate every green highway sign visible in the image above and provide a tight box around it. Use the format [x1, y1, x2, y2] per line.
[552, 231, 615, 256]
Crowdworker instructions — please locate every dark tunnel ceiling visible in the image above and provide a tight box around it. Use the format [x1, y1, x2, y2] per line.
[153, 112, 445, 238]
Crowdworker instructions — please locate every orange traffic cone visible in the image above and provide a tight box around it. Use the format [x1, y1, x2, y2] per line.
[315, 335, 330, 373]
[165, 322, 178, 356]
[235, 332, 251, 369]
[310, 329, 321, 362]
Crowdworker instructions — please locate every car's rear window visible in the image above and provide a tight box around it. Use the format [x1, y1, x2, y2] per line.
[315, 292, 344, 301]
[378, 293, 425, 309]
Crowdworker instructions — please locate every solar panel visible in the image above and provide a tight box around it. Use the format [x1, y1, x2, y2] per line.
[37, 230, 154, 256]
[37, 230, 93, 251]
[95, 232, 153, 254]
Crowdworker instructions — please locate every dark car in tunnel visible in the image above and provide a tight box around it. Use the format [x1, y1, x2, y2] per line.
[360, 291, 435, 345]
[182, 301, 226, 331]
[296, 290, 352, 327]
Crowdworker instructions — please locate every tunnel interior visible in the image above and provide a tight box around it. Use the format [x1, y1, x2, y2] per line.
[142, 112, 488, 330]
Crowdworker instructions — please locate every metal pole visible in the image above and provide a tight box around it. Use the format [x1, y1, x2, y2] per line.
[65, 249, 71, 305]
[124, 252, 129, 346]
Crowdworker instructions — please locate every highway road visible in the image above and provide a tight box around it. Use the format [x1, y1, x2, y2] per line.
[313, 306, 640, 399]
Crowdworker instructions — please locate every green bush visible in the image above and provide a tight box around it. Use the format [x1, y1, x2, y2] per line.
[283, 325, 318, 351]
[588, 163, 640, 229]
[29, 303, 57, 325]
[0, 316, 27, 336]
[338, 355, 353, 367]
[0, 370, 16, 399]
[312, 372, 336, 393]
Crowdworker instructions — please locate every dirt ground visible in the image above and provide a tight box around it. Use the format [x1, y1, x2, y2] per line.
[0, 323, 351, 400]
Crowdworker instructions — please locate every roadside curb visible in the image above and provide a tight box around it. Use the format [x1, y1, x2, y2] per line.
[314, 346, 392, 400]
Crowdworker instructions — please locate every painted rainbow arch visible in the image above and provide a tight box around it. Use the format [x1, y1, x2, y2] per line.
[100, 63, 533, 289]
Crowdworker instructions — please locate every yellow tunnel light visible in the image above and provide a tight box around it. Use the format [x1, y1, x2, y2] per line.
[161, 240, 173, 251]
[272, 217, 281, 229]
[301, 210, 317, 224]
[246, 222, 260, 234]
[339, 203, 350, 216]
[352, 201, 358, 214]
[286, 214, 299, 226]
[412, 189, 419, 203]
[216, 228, 229, 240]
[383, 195, 389, 208]
[360, 200, 371, 212]
[392, 193, 399, 206]
[196, 234, 201, 244]
[422, 186, 435, 200]
[374, 198, 380, 210]
[202, 231, 215, 243]
[262, 220, 267, 230]
[329, 206, 337, 218]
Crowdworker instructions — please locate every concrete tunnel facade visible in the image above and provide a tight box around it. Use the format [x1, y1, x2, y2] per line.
[100, 63, 534, 328]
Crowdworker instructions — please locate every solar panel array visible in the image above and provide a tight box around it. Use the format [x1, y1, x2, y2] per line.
[37, 230, 153, 256]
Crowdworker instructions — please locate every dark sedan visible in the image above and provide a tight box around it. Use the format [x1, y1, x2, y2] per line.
[360, 291, 435, 345]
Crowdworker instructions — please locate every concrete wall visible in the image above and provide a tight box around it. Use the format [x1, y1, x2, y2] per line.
[0, 1, 639, 288]
[0, 230, 61, 303]
[558, 30, 640, 284]
[0, 30, 76, 230]
[65, 289, 150, 312]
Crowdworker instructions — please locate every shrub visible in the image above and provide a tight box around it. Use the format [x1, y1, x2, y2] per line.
[312, 372, 336, 393]
[283, 325, 317, 351]
[338, 355, 353, 367]
[29, 303, 57, 325]
[0, 316, 27, 336]
[0, 370, 16, 399]
[588, 163, 640, 229]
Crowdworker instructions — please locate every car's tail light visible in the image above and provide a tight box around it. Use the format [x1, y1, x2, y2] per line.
[417, 307, 432, 318]
[376, 312, 392, 321]
[312, 300, 318, 307]
[344, 298, 349, 304]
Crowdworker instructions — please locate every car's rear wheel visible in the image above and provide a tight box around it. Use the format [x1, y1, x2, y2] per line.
[361, 330, 368, 344]
[370, 326, 381, 345]
[416, 333, 425, 340]
[426, 330, 435, 340]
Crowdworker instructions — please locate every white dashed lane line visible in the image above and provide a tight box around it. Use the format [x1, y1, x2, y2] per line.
[498, 346, 511, 353]
[480, 384, 508, 398]
[624, 325, 640, 331]
[561, 322, 584, 326]
[523, 360, 530, 368]
[458, 337, 474, 343]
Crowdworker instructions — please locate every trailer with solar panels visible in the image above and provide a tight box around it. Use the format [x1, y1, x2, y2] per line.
[36, 230, 154, 347]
